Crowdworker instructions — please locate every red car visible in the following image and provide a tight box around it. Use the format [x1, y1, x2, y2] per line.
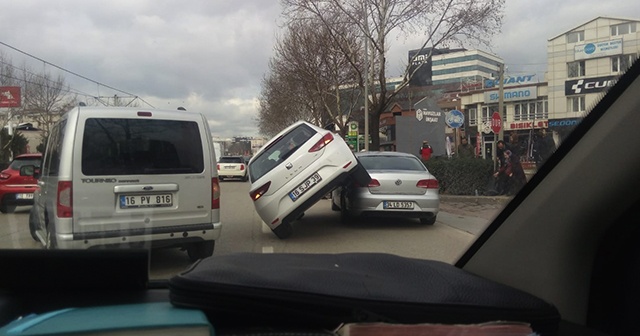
[0, 153, 42, 213]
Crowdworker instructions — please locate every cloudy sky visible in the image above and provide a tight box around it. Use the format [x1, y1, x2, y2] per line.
[1, 1, 639, 138]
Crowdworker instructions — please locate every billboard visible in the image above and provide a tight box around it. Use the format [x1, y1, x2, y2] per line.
[0, 86, 21, 108]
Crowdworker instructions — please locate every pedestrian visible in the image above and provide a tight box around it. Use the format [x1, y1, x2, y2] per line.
[420, 141, 433, 161]
[457, 137, 475, 159]
[533, 129, 555, 169]
[493, 140, 510, 195]
[506, 150, 527, 195]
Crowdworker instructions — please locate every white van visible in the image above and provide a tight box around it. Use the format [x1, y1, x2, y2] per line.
[28, 107, 222, 261]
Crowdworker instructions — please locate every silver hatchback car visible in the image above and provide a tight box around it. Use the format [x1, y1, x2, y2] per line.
[331, 151, 439, 225]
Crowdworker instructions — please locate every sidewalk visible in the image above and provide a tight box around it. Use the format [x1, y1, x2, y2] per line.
[438, 195, 512, 221]
[439, 194, 512, 206]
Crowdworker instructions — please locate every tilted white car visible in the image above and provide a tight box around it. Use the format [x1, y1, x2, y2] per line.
[248, 121, 369, 239]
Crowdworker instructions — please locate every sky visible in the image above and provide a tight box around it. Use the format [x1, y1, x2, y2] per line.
[1, 1, 639, 138]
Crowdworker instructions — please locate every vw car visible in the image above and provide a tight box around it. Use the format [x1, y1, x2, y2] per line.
[0, 153, 42, 213]
[248, 121, 369, 239]
[217, 156, 248, 181]
[331, 151, 439, 224]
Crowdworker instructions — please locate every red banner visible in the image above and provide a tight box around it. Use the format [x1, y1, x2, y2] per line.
[0, 86, 21, 108]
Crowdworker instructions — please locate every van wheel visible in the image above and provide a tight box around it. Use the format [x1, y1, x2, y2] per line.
[45, 224, 57, 249]
[187, 241, 215, 261]
[272, 222, 293, 239]
[0, 203, 16, 214]
[29, 207, 39, 241]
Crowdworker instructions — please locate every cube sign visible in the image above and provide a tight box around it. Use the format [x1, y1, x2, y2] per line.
[0, 86, 21, 108]
[491, 112, 502, 133]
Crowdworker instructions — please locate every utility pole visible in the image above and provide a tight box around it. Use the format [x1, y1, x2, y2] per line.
[498, 63, 505, 142]
[363, 4, 370, 152]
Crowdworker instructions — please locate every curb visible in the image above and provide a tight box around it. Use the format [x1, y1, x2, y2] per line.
[439, 194, 512, 206]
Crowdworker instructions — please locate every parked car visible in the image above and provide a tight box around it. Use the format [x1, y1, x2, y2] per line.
[27, 106, 221, 261]
[248, 121, 369, 239]
[217, 156, 248, 181]
[0, 153, 42, 213]
[331, 151, 439, 224]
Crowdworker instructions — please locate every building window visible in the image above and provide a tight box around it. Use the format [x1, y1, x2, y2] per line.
[514, 99, 548, 121]
[535, 100, 549, 119]
[568, 96, 586, 112]
[611, 22, 637, 36]
[566, 31, 585, 43]
[568, 61, 585, 78]
[481, 105, 496, 123]
[468, 107, 477, 126]
[612, 54, 638, 73]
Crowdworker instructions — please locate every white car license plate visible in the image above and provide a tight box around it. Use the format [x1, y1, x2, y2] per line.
[16, 193, 34, 200]
[289, 172, 322, 202]
[120, 194, 173, 209]
[383, 201, 414, 209]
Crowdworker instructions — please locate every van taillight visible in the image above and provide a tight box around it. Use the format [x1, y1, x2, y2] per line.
[309, 133, 334, 152]
[212, 177, 220, 209]
[250, 182, 271, 202]
[57, 181, 73, 218]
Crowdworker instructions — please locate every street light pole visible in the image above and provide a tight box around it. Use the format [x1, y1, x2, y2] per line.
[364, 36, 369, 152]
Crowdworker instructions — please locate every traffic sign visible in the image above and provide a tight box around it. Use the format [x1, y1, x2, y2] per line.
[491, 112, 502, 133]
[445, 109, 464, 128]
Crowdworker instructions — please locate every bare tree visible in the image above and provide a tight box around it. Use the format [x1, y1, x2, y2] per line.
[258, 18, 364, 138]
[21, 69, 77, 142]
[282, 0, 505, 148]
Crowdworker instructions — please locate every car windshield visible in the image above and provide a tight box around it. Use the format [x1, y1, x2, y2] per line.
[219, 157, 243, 164]
[8, 158, 41, 170]
[1, 4, 640, 333]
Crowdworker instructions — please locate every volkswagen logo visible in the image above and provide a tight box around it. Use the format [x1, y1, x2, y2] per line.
[395, 179, 402, 186]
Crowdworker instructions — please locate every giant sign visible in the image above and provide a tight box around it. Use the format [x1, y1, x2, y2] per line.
[484, 75, 536, 88]
[575, 39, 622, 60]
[565, 75, 617, 96]
[0, 86, 21, 108]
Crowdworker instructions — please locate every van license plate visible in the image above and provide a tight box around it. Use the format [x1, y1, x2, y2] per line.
[289, 172, 322, 202]
[383, 201, 414, 209]
[120, 194, 173, 209]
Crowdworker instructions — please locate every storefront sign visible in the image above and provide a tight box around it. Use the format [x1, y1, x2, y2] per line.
[548, 118, 581, 128]
[565, 75, 617, 95]
[484, 86, 538, 103]
[485, 75, 536, 88]
[416, 109, 441, 123]
[575, 39, 622, 60]
[506, 120, 549, 131]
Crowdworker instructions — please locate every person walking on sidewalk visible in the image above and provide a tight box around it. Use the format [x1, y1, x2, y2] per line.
[420, 140, 433, 161]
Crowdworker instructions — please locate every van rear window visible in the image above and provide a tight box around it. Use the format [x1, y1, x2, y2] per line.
[82, 118, 204, 175]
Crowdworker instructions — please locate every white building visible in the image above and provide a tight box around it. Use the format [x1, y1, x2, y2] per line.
[547, 16, 639, 138]
[431, 49, 504, 90]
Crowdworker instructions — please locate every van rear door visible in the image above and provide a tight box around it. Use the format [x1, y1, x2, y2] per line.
[72, 110, 213, 237]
